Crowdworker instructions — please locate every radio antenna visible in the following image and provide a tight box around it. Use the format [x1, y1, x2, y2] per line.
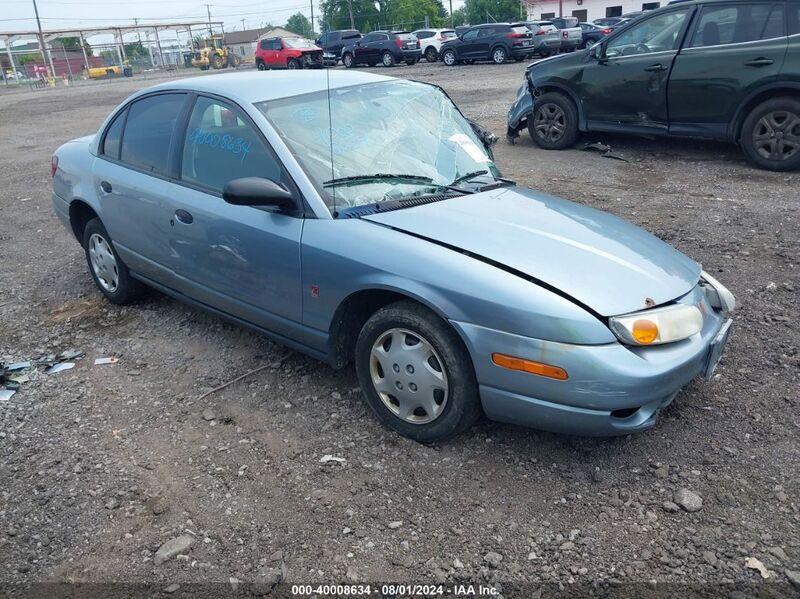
[325, 63, 336, 217]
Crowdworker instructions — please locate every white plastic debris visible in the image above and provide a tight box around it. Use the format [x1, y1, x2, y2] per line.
[320, 455, 346, 464]
[94, 357, 119, 365]
[0, 389, 16, 402]
[46, 362, 75, 374]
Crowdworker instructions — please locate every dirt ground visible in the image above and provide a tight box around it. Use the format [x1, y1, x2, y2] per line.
[0, 61, 798, 597]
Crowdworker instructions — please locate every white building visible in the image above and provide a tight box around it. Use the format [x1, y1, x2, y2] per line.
[523, 0, 661, 22]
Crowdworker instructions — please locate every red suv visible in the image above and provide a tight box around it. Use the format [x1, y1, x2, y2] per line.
[255, 36, 324, 70]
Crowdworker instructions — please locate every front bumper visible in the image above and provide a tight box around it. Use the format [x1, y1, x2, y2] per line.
[452, 284, 733, 436]
[507, 81, 533, 140]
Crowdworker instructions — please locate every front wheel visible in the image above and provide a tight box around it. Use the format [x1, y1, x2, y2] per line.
[528, 92, 579, 150]
[740, 97, 800, 171]
[441, 49, 457, 66]
[355, 301, 481, 442]
[211, 54, 224, 69]
[83, 218, 144, 305]
[382, 51, 396, 67]
[342, 53, 355, 68]
[286, 58, 300, 70]
[492, 46, 507, 64]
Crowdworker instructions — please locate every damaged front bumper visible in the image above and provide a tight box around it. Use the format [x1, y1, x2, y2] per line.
[507, 80, 533, 143]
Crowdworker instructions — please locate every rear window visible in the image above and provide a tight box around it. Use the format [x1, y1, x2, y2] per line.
[397, 33, 416, 40]
[342, 31, 361, 40]
[561, 17, 579, 27]
[511, 25, 530, 34]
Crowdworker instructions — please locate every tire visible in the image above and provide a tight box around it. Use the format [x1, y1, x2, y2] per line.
[286, 58, 300, 70]
[424, 46, 438, 62]
[83, 218, 144, 305]
[441, 49, 457, 66]
[211, 54, 224, 69]
[491, 46, 507, 64]
[256, 60, 267, 71]
[355, 301, 481, 442]
[739, 96, 800, 172]
[528, 92, 579, 150]
[342, 52, 355, 68]
[382, 51, 396, 67]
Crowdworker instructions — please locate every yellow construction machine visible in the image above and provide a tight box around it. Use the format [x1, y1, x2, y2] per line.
[188, 35, 240, 70]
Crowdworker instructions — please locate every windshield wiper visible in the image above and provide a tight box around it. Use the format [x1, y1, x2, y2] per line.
[323, 173, 434, 188]
[449, 170, 491, 187]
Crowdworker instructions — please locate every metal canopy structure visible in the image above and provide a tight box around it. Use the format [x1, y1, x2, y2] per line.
[1, 20, 224, 83]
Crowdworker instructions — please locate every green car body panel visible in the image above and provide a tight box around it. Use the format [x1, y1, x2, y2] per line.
[508, 0, 800, 145]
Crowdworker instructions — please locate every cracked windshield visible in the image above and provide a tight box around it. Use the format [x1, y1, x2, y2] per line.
[257, 79, 500, 211]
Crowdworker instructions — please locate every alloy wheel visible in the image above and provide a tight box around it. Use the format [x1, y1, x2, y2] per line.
[534, 103, 567, 142]
[369, 328, 449, 424]
[493, 48, 506, 64]
[88, 233, 119, 293]
[382, 52, 394, 67]
[343, 54, 353, 67]
[753, 110, 800, 162]
[443, 50, 456, 66]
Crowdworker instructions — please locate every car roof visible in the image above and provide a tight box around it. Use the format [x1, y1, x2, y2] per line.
[142, 70, 395, 104]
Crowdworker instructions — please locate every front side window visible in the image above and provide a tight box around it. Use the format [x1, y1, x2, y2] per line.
[689, 3, 785, 48]
[269, 39, 282, 50]
[462, 29, 479, 40]
[361, 33, 379, 43]
[605, 9, 689, 56]
[181, 97, 283, 193]
[258, 80, 500, 211]
[102, 108, 126, 159]
[120, 93, 185, 175]
[260, 39, 269, 50]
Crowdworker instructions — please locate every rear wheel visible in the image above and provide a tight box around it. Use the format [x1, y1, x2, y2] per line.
[740, 97, 800, 171]
[256, 60, 267, 71]
[424, 47, 438, 62]
[492, 46, 507, 64]
[528, 92, 579, 150]
[342, 52, 355, 68]
[382, 51, 396, 67]
[442, 49, 457, 66]
[83, 218, 144, 305]
[355, 301, 480, 442]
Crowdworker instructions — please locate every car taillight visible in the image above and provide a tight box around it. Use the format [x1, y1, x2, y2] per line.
[395, 38, 403, 49]
[562, 30, 569, 38]
[51, 155, 58, 178]
[535, 29, 546, 35]
[506, 32, 525, 38]
[601, 27, 612, 34]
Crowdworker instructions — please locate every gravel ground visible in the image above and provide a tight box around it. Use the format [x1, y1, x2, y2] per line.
[0, 62, 798, 597]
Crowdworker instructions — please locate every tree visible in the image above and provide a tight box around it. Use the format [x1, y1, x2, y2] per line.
[321, 0, 444, 32]
[285, 12, 314, 37]
[123, 41, 149, 59]
[462, 0, 522, 24]
[59, 36, 93, 57]
[450, 7, 468, 25]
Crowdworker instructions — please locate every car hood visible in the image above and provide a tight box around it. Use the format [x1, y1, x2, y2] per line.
[363, 187, 700, 317]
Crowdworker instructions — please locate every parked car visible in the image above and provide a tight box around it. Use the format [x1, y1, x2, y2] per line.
[440, 23, 535, 66]
[255, 36, 323, 70]
[455, 25, 471, 36]
[341, 31, 421, 67]
[52, 70, 735, 441]
[508, 0, 800, 171]
[524, 21, 563, 56]
[593, 16, 630, 28]
[578, 22, 611, 48]
[412, 28, 457, 62]
[549, 16, 583, 51]
[314, 29, 362, 64]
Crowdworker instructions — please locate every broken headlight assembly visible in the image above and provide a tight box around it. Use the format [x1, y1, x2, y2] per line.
[609, 304, 704, 346]
[699, 270, 736, 313]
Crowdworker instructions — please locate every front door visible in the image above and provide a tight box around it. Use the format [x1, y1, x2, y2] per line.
[581, 7, 692, 130]
[458, 28, 481, 58]
[667, 2, 788, 138]
[166, 95, 303, 336]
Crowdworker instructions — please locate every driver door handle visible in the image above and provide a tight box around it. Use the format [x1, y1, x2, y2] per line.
[644, 63, 668, 72]
[744, 57, 774, 67]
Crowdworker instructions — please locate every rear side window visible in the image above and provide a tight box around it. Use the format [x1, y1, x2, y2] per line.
[260, 39, 268, 50]
[791, 3, 800, 34]
[416, 30, 433, 39]
[180, 96, 283, 194]
[689, 3, 786, 47]
[120, 94, 185, 175]
[102, 109, 126, 159]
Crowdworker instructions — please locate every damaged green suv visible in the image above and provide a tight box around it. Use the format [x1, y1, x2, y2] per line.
[507, 0, 800, 171]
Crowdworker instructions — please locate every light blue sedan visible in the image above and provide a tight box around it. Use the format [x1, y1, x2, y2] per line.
[51, 71, 735, 441]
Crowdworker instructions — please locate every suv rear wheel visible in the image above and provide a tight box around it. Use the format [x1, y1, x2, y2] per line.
[382, 51, 396, 67]
[492, 46, 507, 64]
[256, 60, 267, 71]
[528, 92, 579, 150]
[342, 52, 355, 68]
[740, 97, 800, 172]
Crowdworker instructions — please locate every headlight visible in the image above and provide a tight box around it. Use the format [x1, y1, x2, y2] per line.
[609, 304, 703, 346]
[700, 271, 736, 313]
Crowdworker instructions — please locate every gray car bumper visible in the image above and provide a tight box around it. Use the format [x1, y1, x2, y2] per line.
[507, 82, 533, 141]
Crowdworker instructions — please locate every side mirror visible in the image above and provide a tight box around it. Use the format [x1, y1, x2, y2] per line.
[222, 177, 295, 211]
[468, 120, 499, 150]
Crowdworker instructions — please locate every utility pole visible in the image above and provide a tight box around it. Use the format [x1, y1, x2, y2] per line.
[449, 0, 453, 27]
[134, 18, 142, 44]
[206, 4, 213, 36]
[32, 0, 54, 77]
[310, 0, 315, 37]
[241, 19, 245, 31]
[347, 0, 355, 29]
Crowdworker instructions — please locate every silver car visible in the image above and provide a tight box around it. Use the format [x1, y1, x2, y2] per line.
[51, 71, 735, 441]
[525, 21, 562, 56]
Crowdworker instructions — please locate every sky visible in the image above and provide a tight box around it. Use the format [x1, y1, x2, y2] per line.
[1, 0, 467, 39]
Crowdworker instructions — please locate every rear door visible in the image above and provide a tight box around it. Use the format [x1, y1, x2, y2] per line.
[581, 7, 692, 130]
[92, 92, 188, 284]
[667, 1, 789, 138]
[164, 94, 303, 334]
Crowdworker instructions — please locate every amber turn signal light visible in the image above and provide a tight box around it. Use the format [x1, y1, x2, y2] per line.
[491, 353, 568, 380]
[632, 319, 659, 344]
